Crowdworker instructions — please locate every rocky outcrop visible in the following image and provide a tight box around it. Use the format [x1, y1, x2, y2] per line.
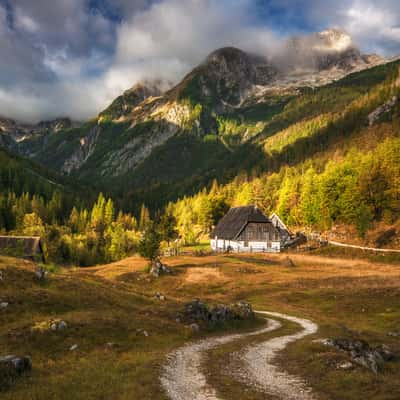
[323, 338, 395, 373]
[178, 299, 254, 326]
[367, 96, 398, 126]
[4, 29, 389, 183]
[150, 260, 172, 278]
[99, 80, 165, 121]
[61, 125, 100, 173]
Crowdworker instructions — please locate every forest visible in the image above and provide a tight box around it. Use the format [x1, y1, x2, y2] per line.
[1, 61, 400, 266]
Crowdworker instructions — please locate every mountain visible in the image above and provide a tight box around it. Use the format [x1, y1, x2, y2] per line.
[1, 28, 398, 211]
[0, 116, 81, 156]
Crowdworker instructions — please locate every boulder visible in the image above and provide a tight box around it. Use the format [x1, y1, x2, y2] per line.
[0, 302, 8, 310]
[231, 301, 255, 319]
[35, 266, 47, 282]
[179, 299, 255, 326]
[150, 261, 171, 277]
[323, 338, 395, 373]
[0, 355, 31, 388]
[190, 323, 200, 333]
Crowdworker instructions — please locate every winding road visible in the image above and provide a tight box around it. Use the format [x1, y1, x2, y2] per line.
[161, 311, 318, 400]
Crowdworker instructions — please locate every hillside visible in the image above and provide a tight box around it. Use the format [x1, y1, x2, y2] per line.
[1, 252, 399, 399]
[0, 30, 393, 209]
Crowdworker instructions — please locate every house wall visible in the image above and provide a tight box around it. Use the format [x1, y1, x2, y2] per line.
[211, 239, 280, 253]
[236, 222, 280, 242]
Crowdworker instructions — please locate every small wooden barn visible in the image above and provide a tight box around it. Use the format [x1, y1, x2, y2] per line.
[0, 236, 46, 263]
[210, 206, 286, 253]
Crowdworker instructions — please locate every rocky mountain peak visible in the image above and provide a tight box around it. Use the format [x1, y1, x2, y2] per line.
[99, 80, 165, 121]
[315, 29, 353, 52]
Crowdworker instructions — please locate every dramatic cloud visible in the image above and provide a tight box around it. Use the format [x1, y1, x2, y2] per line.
[0, 0, 400, 123]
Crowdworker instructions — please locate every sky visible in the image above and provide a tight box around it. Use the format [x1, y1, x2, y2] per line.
[1, 0, 400, 123]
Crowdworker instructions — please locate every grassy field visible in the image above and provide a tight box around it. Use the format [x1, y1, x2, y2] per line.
[0, 251, 399, 399]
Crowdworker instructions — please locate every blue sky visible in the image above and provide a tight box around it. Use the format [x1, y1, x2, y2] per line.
[1, 0, 400, 122]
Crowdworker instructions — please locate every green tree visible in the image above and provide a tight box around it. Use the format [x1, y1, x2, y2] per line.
[23, 213, 45, 236]
[138, 222, 161, 264]
[139, 204, 150, 230]
[159, 211, 178, 245]
[104, 198, 115, 226]
[299, 167, 321, 227]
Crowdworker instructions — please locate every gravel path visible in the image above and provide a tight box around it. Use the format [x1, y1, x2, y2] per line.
[160, 311, 318, 400]
[161, 318, 281, 400]
[237, 311, 318, 400]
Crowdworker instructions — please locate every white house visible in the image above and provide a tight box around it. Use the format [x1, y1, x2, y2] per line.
[210, 206, 288, 253]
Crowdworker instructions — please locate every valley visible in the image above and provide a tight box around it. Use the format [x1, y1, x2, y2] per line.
[1, 251, 399, 399]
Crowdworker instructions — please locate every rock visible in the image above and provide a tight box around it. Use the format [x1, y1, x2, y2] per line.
[230, 301, 255, 319]
[0, 302, 8, 309]
[313, 338, 332, 346]
[50, 320, 68, 332]
[0, 355, 31, 387]
[178, 299, 255, 326]
[0, 355, 32, 374]
[367, 96, 398, 126]
[57, 320, 68, 331]
[337, 361, 353, 370]
[322, 338, 395, 373]
[143, 330, 149, 337]
[150, 261, 172, 278]
[190, 323, 200, 333]
[155, 292, 166, 301]
[0, 271, 3, 282]
[35, 266, 47, 282]
[387, 331, 400, 337]
[70, 344, 78, 351]
[374, 345, 395, 361]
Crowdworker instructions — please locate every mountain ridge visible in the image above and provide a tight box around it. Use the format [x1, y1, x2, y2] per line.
[0, 28, 398, 212]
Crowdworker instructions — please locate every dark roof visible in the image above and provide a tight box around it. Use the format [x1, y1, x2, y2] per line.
[210, 206, 270, 240]
[0, 236, 45, 262]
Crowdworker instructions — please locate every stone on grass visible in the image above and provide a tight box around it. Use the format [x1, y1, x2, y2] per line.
[0, 355, 31, 389]
[50, 320, 67, 332]
[155, 292, 166, 301]
[321, 338, 395, 374]
[70, 344, 78, 351]
[0, 302, 8, 310]
[150, 261, 171, 278]
[337, 361, 353, 370]
[190, 323, 200, 333]
[35, 267, 47, 282]
[0, 271, 3, 282]
[178, 299, 255, 327]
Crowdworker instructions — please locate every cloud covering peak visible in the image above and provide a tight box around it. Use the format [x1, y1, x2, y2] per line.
[0, 0, 400, 123]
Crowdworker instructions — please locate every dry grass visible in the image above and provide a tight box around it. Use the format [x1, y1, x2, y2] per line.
[1, 251, 400, 399]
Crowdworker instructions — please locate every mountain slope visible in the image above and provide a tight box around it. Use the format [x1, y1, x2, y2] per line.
[2, 29, 398, 211]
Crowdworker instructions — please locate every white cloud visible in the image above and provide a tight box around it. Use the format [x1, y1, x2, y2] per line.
[1, 0, 400, 123]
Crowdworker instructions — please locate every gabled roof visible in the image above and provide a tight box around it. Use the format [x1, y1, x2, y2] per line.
[0, 235, 45, 262]
[270, 212, 292, 234]
[210, 206, 270, 240]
